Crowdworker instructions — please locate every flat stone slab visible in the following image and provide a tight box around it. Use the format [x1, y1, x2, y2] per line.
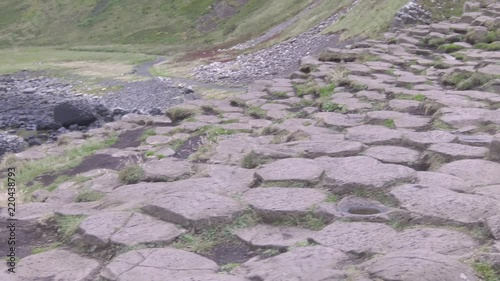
[314, 112, 362, 128]
[232, 246, 350, 281]
[403, 130, 457, 149]
[474, 185, 500, 201]
[145, 135, 173, 145]
[286, 140, 364, 158]
[242, 187, 326, 220]
[362, 145, 420, 166]
[78, 212, 185, 247]
[142, 158, 193, 182]
[316, 156, 416, 192]
[142, 191, 245, 228]
[87, 171, 121, 193]
[346, 125, 403, 145]
[360, 250, 478, 281]
[427, 143, 489, 160]
[310, 221, 396, 254]
[234, 224, 314, 249]
[389, 227, 479, 256]
[437, 159, 500, 187]
[416, 171, 472, 193]
[390, 184, 500, 225]
[177, 276, 249, 281]
[17, 249, 100, 281]
[101, 248, 219, 281]
[254, 158, 324, 186]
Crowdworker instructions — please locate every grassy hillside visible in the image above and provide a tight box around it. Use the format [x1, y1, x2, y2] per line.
[0, 0, 314, 52]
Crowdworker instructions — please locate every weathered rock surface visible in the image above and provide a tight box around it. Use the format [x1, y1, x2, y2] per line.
[17, 249, 100, 281]
[101, 248, 219, 281]
[360, 250, 478, 281]
[234, 224, 314, 249]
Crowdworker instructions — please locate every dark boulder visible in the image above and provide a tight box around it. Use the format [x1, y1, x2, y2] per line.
[54, 99, 98, 127]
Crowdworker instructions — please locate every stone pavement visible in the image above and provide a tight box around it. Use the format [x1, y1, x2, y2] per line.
[2, 1, 500, 280]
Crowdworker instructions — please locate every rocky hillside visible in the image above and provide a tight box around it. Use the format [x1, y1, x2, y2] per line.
[1, 1, 500, 280]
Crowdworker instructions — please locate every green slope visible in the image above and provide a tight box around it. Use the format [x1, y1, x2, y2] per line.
[0, 0, 313, 49]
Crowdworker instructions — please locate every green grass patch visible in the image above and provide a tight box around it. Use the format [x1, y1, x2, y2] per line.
[1, 136, 117, 198]
[118, 165, 144, 184]
[319, 83, 336, 99]
[325, 194, 340, 203]
[139, 128, 156, 142]
[438, 43, 465, 53]
[166, 107, 197, 122]
[272, 211, 326, 231]
[472, 261, 500, 281]
[396, 94, 426, 102]
[75, 189, 105, 202]
[245, 106, 267, 119]
[320, 101, 345, 113]
[442, 71, 493, 90]
[323, 0, 408, 40]
[475, 42, 500, 51]
[383, 119, 396, 129]
[54, 215, 86, 242]
[172, 211, 260, 254]
[241, 151, 268, 169]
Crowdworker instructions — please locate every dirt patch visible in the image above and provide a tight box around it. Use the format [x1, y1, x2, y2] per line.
[0, 221, 59, 258]
[173, 135, 204, 159]
[111, 127, 146, 149]
[205, 242, 257, 265]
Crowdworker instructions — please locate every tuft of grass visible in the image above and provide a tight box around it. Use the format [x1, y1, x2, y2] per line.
[75, 189, 105, 202]
[295, 81, 320, 97]
[241, 151, 268, 169]
[139, 128, 156, 142]
[229, 98, 247, 108]
[433, 61, 451, 69]
[118, 165, 144, 184]
[327, 66, 351, 85]
[166, 107, 197, 122]
[145, 151, 155, 157]
[438, 43, 465, 53]
[270, 91, 288, 99]
[200, 104, 221, 115]
[320, 101, 344, 113]
[245, 106, 267, 119]
[54, 215, 86, 242]
[475, 42, 500, 51]
[1, 136, 117, 199]
[194, 125, 240, 143]
[168, 139, 185, 151]
[319, 83, 336, 99]
[325, 194, 340, 203]
[432, 119, 454, 131]
[273, 211, 326, 231]
[442, 70, 493, 90]
[472, 261, 500, 281]
[220, 263, 241, 273]
[31, 242, 62, 254]
[383, 119, 396, 129]
[396, 94, 427, 102]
